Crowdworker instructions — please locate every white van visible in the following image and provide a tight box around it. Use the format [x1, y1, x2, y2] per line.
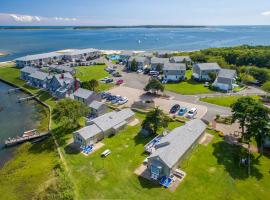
[101, 149, 111, 157]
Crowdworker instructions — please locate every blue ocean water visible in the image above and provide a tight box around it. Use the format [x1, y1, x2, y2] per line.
[1, 26, 270, 61]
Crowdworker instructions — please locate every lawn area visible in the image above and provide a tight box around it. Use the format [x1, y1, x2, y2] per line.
[165, 70, 215, 95]
[200, 95, 260, 107]
[0, 138, 60, 200]
[61, 113, 270, 199]
[75, 65, 113, 91]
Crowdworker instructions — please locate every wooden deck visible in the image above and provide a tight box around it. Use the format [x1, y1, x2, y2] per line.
[5, 129, 50, 147]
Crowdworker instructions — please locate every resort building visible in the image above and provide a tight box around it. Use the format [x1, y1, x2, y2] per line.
[47, 73, 77, 99]
[73, 109, 135, 146]
[213, 69, 237, 91]
[163, 63, 186, 82]
[147, 119, 206, 180]
[20, 66, 39, 81]
[15, 52, 62, 68]
[192, 63, 221, 81]
[150, 57, 170, 71]
[127, 56, 150, 70]
[170, 56, 192, 64]
[28, 71, 49, 88]
[62, 48, 100, 62]
[88, 101, 108, 117]
[73, 88, 100, 105]
[48, 65, 75, 75]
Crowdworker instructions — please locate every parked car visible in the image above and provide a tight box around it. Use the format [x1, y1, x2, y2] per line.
[178, 107, 188, 116]
[111, 95, 121, 104]
[149, 71, 159, 76]
[187, 108, 197, 118]
[170, 104, 180, 114]
[137, 69, 143, 73]
[144, 68, 151, 74]
[101, 92, 111, 99]
[101, 149, 111, 157]
[118, 97, 128, 105]
[100, 77, 109, 82]
[105, 78, 113, 83]
[112, 72, 122, 77]
[116, 79, 124, 85]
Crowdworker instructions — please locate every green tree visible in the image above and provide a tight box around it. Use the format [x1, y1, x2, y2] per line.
[231, 96, 257, 136]
[245, 103, 270, 154]
[156, 63, 163, 72]
[130, 59, 137, 72]
[144, 77, 164, 94]
[142, 107, 170, 135]
[239, 73, 255, 84]
[262, 81, 270, 93]
[52, 99, 90, 129]
[208, 72, 217, 82]
[88, 79, 99, 91]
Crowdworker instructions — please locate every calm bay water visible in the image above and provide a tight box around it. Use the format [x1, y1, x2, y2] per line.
[0, 82, 39, 167]
[1, 26, 270, 61]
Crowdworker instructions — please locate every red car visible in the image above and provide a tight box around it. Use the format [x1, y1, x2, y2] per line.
[116, 79, 124, 85]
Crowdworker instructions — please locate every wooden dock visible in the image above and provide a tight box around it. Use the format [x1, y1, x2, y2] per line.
[8, 88, 20, 94]
[5, 129, 50, 147]
[18, 95, 37, 103]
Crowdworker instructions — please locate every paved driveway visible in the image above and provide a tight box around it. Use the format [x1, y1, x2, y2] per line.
[109, 86, 208, 119]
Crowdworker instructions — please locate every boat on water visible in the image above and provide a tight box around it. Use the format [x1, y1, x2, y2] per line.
[5, 129, 50, 147]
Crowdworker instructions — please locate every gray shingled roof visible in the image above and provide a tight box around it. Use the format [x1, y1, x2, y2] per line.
[16, 52, 61, 61]
[90, 108, 135, 132]
[76, 124, 102, 140]
[29, 71, 49, 80]
[171, 56, 191, 62]
[151, 57, 170, 64]
[89, 100, 105, 110]
[163, 62, 186, 71]
[73, 88, 94, 99]
[196, 63, 221, 71]
[54, 72, 74, 86]
[217, 69, 236, 79]
[21, 66, 39, 74]
[149, 119, 206, 168]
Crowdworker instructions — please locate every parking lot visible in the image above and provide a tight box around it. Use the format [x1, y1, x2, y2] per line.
[108, 86, 208, 119]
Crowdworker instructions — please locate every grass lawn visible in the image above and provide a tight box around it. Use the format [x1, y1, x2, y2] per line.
[200, 95, 260, 107]
[75, 65, 113, 91]
[61, 114, 270, 199]
[165, 70, 215, 95]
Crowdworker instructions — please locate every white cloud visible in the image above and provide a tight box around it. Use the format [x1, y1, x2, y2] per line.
[261, 11, 270, 16]
[0, 13, 78, 24]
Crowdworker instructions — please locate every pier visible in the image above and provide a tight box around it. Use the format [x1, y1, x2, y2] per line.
[18, 95, 37, 103]
[4, 129, 50, 147]
[7, 88, 20, 94]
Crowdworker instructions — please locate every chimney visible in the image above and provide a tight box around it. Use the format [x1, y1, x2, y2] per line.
[61, 73, 64, 79]
[74, 77, 79, 91]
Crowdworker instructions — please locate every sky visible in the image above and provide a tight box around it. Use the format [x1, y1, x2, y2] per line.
[1, 0, 270, 26]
